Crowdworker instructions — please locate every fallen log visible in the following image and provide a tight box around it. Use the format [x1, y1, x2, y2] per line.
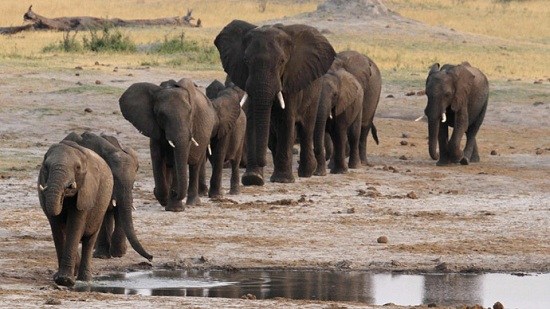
[0, 5, 201, 35]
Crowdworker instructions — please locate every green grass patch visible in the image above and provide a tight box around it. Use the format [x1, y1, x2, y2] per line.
[53, 84, 123, 96]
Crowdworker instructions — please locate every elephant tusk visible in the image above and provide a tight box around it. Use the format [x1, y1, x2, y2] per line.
[441, 113, 447, 123]
[208, 144, 212, 156]
[39, 184, 47, 191]
[69, 181, 77, 190]
[329, 112, 333, 120]
[277, 91, 285, 109]
[168, 140, 176, 148]
[415, 115, 427, 122]
[132, 205, 136, 211]
[112, 199, 117, 207]
[239, 93, 248, 107]
[191, 137, 199, 147]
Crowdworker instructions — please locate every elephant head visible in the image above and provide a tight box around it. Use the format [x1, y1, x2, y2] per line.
[425, 62, 476, 161]
[119, 78, 204, 203]
[63, 132, 153, 261]
[38, 141, 101, 217]
[214, 20, 336, 183]
[320, 68, 364, 119]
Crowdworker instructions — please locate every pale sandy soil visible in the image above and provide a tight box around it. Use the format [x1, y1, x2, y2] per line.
[0, 7, 549, 308]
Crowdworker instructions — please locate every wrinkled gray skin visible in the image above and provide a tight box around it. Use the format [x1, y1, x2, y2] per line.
[425, 62, 489, 165]
[38, 140, 113, 286]
[119, 78, 216, 211]
[204, 84, 246, 197]
[63, 132, 152, 261]
[215, 20, 336, 185]
[330, 51, 381, 165]
[314, 68, 364, 175]
[205, 79, 226, 101]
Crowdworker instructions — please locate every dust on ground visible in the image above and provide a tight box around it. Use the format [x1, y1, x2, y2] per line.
[0, 1, 549, 308]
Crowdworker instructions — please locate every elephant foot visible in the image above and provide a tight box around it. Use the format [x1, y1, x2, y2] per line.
[208, 189, 222, 199]
[77, 270, 93, 282]
[229, 187, 240, 195]
[242, 171, 264, 186]
[199, 183, 209, 196]
[154, 187, 168, 207]
[270, 170, 295, 183]
[93, 247, 111, 259]
[330, 167, 348, 174]
[470, 153, 480, 163]
[165, 199, 185, 212]
[348, 159, 360, 169]
[460, 157, 469, 165]
[436, 159, 451, 166]
[54, 273, 75, 287]
[314, 167, 327, 176]
[186, 195, 201, 206]
[110, 244, 127, 258]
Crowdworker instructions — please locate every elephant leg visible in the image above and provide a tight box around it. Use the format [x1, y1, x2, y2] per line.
[198, 159, 208, 196]
[448, 110, 468, 163]
[209, 142, 225, 198]
[77, 231, 99, 282]
[270, 111, 296, 183]
[55, 209, 85, 287]
[229, 158, 241, 195]
[93, 209, 113, 259]
[150, 140, 169, 206]
[313, 131, 327, 176]
[109, 209, 127, 258]
[330, 124, 348, 174]
[165, 158, 184, 212]
[359, 125, 370, 165]
[186, 162, 202, 206]
[297, 123, 316, 178]
[348, 119, 362, 169]
[436, 124, 451, 166]
[48, 217, 66, 274]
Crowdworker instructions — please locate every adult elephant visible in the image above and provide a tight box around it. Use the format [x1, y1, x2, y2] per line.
[214, 20, 336, 185]
[314, 68, 364, 175]
[330, 50, 381, 165]
[119, 78, 216, 210]
[63, 132, 153, 261]
[38, 140, 113, 286]
[424, 62, 489, 165]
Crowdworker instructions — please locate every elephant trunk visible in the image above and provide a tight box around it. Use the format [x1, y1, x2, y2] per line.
[173, 143, 189, 201]
[44, 170, 68, 217]
[115, 185, 153, 261]
[428, 118, 440, 160]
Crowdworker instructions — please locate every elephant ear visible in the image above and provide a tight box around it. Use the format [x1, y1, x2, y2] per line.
[119, 82, 163, 139]
[334, 70, 363, 116]
[212, 90, 242, 138]
[450, 65, 475, 112]
[214, 20, 257, 90]
[280, 24, 336, 93]
[428, 63, 440, 75]
[62, 132, 83, 143]
[60, 141, 101, 212]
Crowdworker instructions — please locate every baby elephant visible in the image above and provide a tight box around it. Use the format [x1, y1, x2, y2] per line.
[314, 68, 364, 175]
[38, 140, 113, 286]
[63, 132, 153, 262]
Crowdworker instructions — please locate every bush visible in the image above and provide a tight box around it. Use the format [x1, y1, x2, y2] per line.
[42, 31, 82, 53]
[153, 32, 219, 65]
[83, 27, 136, 52]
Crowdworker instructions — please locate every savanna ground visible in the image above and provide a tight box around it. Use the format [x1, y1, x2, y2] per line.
[0, 0, 549, 308]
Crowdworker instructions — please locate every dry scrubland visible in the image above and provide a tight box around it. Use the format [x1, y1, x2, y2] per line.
[0, 1, 549, 308]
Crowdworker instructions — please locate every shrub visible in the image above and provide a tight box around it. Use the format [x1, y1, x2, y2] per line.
[82, 27, 136, 52]
[42, 31, 82, 52]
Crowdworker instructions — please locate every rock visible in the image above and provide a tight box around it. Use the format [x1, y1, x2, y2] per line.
[410, 142, 416, 147]
[74, 66, 83, 70]
[427, 303, 437, 308]
[400, 140, 408, 146]
[241, 293, 256, 300]
[405, 91, 415, 96]
[490, 150, 498, 155]
[401, 133, 410, 138]
[76, 81, 83, 85]
[386, 94, 394, 98]
[534, 79, 543, 84]
[493, 301, 504, 309]
[406, 191, 418, 199]
[416, 90, 426, 96]
[75, 73, 80, 76]
[399, 155, 409, 160]
[346, 207, 355, 214]
[94, 61, 100, 65]
[95, 80, 102, 85]
[377, 236, 388, 243]
[533, 101, 544, 106]
[84, 107, 93, 113]
[535, 148, 543, 155]
[45, 298, 61, 305]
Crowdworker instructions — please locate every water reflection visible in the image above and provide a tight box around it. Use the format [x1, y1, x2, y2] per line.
[75, 270, 549, 307]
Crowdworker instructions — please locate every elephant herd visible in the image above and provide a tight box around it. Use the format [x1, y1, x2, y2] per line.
[36, 20, 489, 286]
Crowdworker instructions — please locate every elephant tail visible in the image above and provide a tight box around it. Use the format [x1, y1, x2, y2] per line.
[371, 123, 379, 145]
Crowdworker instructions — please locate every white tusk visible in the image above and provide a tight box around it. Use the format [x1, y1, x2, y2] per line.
[208, 145, 212, 156]
[191, 137, 199, 147]
[112, 199, 116, 207]
[132, 205, 136, 210]
[70, 181, 77, 189]
[415, 115, 426, 122]
[168, 140, 175, 148]
[329, 112, 333, 120]
[39, 184, 47, 191]
[277, 91, 285, 109]
[441, 113, 447, 123]
[239, 93, 248, 107]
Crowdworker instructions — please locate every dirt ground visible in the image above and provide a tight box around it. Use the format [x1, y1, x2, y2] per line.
[1, 5, 549, 309]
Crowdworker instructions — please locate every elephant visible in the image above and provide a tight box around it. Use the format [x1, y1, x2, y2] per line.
[314, 68, 364, 175]
[424, 62, 489, 165]
[119, 78, 216, 210]
[38, 140, 113, 286]
[329, 50, 381, 165]
[215, 20, 336, 185]
[63, 132, 153, 261]
[205, 84, 246, 197]
[205, 79, 226, 100]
